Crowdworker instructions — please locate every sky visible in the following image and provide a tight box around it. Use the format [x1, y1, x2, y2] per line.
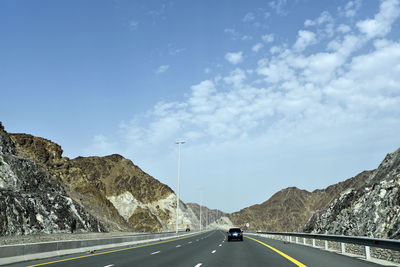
[1, 0, 400, 213]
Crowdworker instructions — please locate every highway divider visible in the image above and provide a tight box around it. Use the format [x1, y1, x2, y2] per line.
[247, 231, 400, 265]
[0, 230, 200, 266]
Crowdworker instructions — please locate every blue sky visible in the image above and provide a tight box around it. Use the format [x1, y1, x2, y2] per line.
[1, 0, 400, 212]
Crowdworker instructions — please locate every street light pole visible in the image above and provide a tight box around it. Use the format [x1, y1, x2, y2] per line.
[175, 141, 185, 234]
[199, 193, 202, 231]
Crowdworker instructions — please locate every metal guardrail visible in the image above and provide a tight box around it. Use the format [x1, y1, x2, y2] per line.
[257, 232, 400, 251]
[250, 231, 400, 261]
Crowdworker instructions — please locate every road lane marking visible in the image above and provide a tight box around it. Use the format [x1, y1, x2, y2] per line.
[176, 245, 181, 247]
[104, 265, 114, 267]
[151, 251, 161, 255]
[211, 250, 216, 254]
[27, 232, 207, 267]
[245, 236, 307, 267]
[194, 264, 202, 267]
[219, 244, 222, 247]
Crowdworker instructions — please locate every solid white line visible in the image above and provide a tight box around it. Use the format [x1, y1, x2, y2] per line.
[194, 264, 202, 267]
[212, 250, 216, 254]
[176, 245, 181, 248]
[151, 251, 161, 255]
[104, 265, 114, 267]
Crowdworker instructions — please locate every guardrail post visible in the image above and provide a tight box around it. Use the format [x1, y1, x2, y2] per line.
[341, 243, 346, 253]
[303, 238, 306, 245]
[296, 237, 299, 243]
[365, 246, 371, 260]
[312, 239, 316, 247]
[324, 240, 328, 250]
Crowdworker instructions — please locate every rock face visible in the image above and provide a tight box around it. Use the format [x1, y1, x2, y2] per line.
[0, 123, 105, 235]
[9, 132, 199, 232]
[186, 203, 226, 228]
[303, 149, 400, 239]
[228, 171, 370, 232]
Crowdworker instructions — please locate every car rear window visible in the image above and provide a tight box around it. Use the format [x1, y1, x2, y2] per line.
[229, 228, 241, 232]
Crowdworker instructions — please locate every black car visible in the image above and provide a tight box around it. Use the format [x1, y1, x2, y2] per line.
[227, 228, 243, 241]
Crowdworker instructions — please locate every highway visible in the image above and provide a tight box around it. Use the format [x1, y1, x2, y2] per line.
[5, 230, 393, 267]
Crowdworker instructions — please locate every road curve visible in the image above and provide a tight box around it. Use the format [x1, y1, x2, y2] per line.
[4, 230, 392, 267]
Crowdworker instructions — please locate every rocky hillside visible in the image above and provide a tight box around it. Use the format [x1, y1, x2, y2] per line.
[0, 123, 105, 235]
[303, 148, 400, 239]
[228, 171, 371, 231]
[8, 131, 199, 232]
[186, 203, 226, 227]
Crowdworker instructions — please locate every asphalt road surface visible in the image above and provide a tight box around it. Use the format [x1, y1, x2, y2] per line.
[5, 230, 394, 267]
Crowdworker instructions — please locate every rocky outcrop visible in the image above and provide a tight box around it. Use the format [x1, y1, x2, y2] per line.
[186, 203, 226, 227]
[0, 123, 105, 235]
[303, 149, 400, 239]
[228, 171, 370, 231]
[9, 132, 199, 232]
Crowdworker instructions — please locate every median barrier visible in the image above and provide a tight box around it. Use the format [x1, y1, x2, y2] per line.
[0, 230, 198, 266]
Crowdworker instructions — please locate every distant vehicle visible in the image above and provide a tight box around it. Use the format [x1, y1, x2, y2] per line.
[227, 228, 243, 241]
[185, 227, 190, 232]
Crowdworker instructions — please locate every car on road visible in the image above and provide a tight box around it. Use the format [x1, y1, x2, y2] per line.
[227, 228, 243, 241]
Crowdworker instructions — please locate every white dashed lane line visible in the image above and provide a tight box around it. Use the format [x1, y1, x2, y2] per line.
[211, 250, 216, 254]
[104, 265, 114, 267]
[151, 251, 161, 255]
[176, 245, 181, 248]
[219, 244, 222, 247]
[194, 263, 202, 267]
[188, 241, 192, 244]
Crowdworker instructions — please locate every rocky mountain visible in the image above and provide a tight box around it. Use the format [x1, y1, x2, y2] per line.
[303, 148, 400, 239]
[0, 123, 105, 235]
[186, 203, 226, 227]
[228, 171, 371, 232]
[6, 127, 198, 233]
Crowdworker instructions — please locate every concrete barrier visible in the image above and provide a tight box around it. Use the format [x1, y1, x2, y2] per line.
[0, 231, 199, 266]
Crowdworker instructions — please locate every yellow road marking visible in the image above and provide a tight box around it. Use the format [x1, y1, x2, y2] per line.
[245, 235, 308, 267]
[27, 232, 206, 267]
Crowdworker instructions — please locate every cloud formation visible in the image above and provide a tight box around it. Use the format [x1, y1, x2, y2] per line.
[91, 0, 400, 156]
[225, 51, 244, 65]
[156, 65, 170, 73]
[87, 0, 400, 211]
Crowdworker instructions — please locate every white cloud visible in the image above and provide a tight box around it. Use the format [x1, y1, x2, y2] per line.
[224, 28, 252, 41]
[337, 24, 351, 33]
[269, 0, 288, 16]
[129, 21, 139, 30]
[243, 12, 256, 22]
[252, 43, 264, 52]
[223, 68, 246, 88]
[293, 30, 317, 52]
[304, 11, 333, 27]
[225, 51, 244, 65]
[261, 34, 274, 43]
[204, 68, 212, 74]
[156, 65, 170, 73]
[356, 0, 400, 39]
[339, 0, 362, 18]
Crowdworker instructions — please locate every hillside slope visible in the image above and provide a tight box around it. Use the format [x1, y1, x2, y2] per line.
[9, 132, 198, 232]
[0, 123, 105, 235]
[228, 171, 371, 231]
[303, 148, 400, 238]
